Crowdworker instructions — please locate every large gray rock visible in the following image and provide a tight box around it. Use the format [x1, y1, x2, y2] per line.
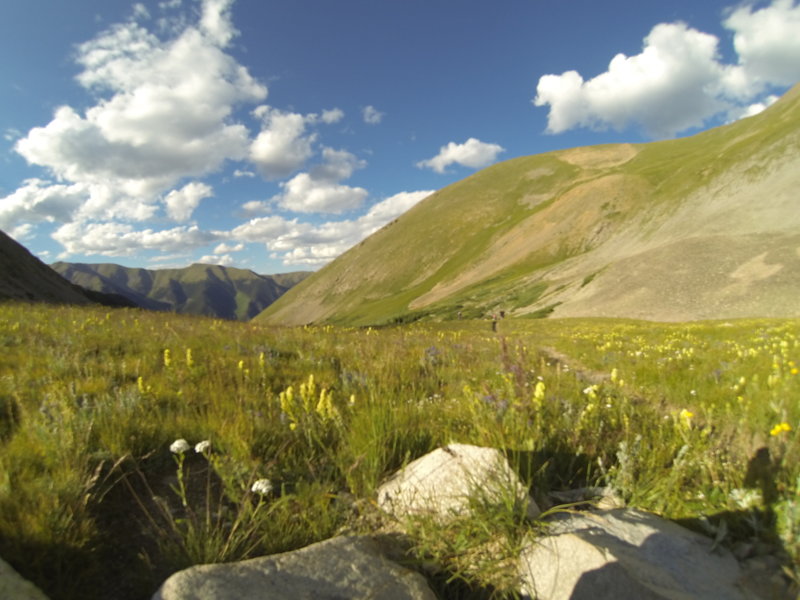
[0, 557, 49, 600]
[377, 443, 540, 521]
[152, 535, 436, 600]
[519, 508, 760, 600]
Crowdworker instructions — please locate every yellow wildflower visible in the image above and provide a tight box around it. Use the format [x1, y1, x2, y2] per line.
[770, 422, 792, 436]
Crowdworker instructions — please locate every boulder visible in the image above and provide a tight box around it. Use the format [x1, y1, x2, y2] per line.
[377, 443, 540, 521]
[0, 557, 49, 600]
[519, 508, 760, 600]
[152, 535, 436, 600]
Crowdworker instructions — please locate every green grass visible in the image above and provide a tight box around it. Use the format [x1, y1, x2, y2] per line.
[1, 303, 799, 598]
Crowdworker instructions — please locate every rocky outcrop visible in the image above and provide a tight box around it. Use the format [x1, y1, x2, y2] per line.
[0, 557, 49, 600]
[152, 535, 436, 600]
[377, 443, 540, 521]
[519, 508, 757, 600]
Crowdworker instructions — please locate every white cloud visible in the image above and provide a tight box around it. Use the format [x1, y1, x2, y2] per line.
[534, 1, 800, 138]
[249, 107, 347, 179]
[0, 179, 88, 229]
[213, 242, 244, 253]
[233, 169, 256, 178]
[249, 190, 433, 267]
[132, 3, 150, 20]
[231, 215, 295, 242]
[52, 222, 222, 257]
[535, 23, 727, 138]
[317, 108, 345, 124]
[164, 181, 213, 221]
[271, 148, 368, 214]
[249, 108, 316, 179]
[362, 105, 384, 125]
[8, 0, 266, 226]
[725, 0, 800, 91]
[728, 94, 780, 121]
[275, 173, 368, 214]
[3, 128, 22, 142]
[197, 253, 234, 266]
[417, 138, 505, 173]
[199, 0, 237, 46]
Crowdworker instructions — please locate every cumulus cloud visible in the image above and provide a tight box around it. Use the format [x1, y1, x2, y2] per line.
[362, 105, 384, 125]
[249, 108, 316, 179]
[249, 107, 347, 179]
[417, 138, 505, 173]
[316, 108, 345, 124]
[0, 179, 87, 230]
[231, 190, 433, 266]
[534, 0, 800, 138]
[52, 222, 222, 257]
[197, 253, 235, 266]
[213, 242, 244, 253]
[725, 0, 800, 91]
[272, 148, 368, 214]
[164, 182, 213, 221]
[8, 0, 266, 228]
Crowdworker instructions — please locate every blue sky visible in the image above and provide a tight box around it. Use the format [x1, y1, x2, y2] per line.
[1, 0, 798, 274]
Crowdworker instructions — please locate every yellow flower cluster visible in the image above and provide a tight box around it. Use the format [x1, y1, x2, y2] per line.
[770, 422, 793, 436]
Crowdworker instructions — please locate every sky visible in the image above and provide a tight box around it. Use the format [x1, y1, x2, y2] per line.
[1, 0, 799, 274]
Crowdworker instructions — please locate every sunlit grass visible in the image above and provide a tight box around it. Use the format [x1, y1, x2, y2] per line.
[0, 303, 798, 598]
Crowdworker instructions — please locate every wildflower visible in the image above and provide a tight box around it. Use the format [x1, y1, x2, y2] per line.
[770, 422, 793, 436]
[610, 368, 619, 383]
[251, 478, 274, 496]
[729, 488, 762, 510]
[533, 381, 546, 403]
[186, 348, 194, 368]
[679, 409, 694, 428]
[583, 385, 598, 399]
[170, 438, 191, 454]
[163, 348, 172, 368]
[194, 440, 211, 454]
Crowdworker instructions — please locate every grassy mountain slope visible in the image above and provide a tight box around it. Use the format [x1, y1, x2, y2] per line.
[0, 229, 95, 305]
[52, 262, 310, 320]
[258, 84, 800, 326]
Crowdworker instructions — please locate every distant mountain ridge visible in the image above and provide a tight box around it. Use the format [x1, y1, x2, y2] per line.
[258, 84, 800, 326]
[52, 262, 310, 320]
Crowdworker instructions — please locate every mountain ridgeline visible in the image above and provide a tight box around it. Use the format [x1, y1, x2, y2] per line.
[52, 262, 310, 321]
[258, 84, 800, 326]
[0, 229, 136, 307]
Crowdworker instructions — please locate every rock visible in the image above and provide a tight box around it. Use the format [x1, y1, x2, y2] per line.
[377, 443, 540, 521]
[152, 535, 436, 600]
[519, 508, 759, 600]
[0, 557, 49, 600]
[547, 486, 625, 510]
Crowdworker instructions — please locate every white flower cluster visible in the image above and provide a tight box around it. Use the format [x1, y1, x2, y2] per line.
[169, 439, 191, 454]
[169, 438, 212, 454]
[251, 478, 274, 496]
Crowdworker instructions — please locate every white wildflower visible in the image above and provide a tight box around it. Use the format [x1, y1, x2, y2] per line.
[194, 440, 211, 454]
[170, 438, 191, 454]
[729, 488, 762, 510]
[251, 478, 274, 496]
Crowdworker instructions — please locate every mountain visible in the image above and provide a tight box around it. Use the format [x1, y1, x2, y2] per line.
[52, 262, 310, 321]
[0, 229, 136, 307]
[258, 85, 800, 326]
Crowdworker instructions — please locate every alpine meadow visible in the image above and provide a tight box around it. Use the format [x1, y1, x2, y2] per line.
[1, 84, 799, 599]
[2, 0, 800, 593]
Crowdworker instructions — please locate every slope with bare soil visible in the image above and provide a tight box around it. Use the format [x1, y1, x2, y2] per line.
[258, 84, 800, 326]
